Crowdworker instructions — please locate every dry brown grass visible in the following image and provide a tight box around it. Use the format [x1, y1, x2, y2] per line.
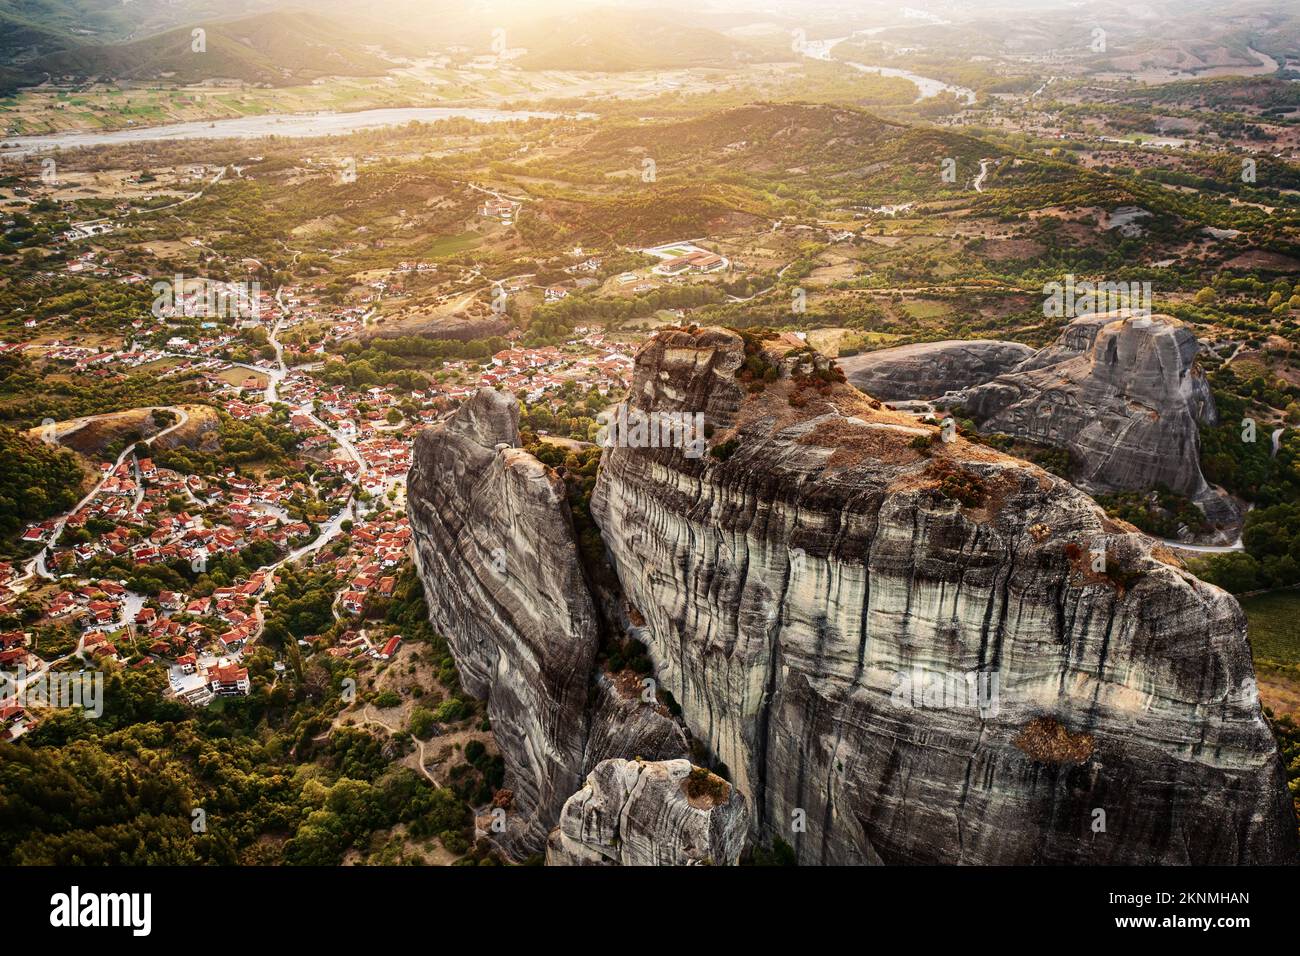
[1013, 716, 1096, 765]
[681, 766, 731, 809]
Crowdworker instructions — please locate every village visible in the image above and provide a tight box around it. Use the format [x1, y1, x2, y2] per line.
[0, 261, 642, 739]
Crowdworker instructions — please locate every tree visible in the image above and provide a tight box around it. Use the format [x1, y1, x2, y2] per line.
[407, 707, 436, 740]
[1192, 552, 1260, 594]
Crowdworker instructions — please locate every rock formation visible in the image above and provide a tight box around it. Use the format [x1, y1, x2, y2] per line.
[407, 389, 597, 855]
[587, 327, 1295, 865]
[406, 388, 687, 858]
[546, 758, 748, 866]
[368, 312, 512, 342]
[837, 340, 1034, 401]
[408, 329, 1295, 865]
[957, 314, 1219, 503]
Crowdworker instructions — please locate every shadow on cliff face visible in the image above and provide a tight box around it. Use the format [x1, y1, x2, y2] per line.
[405, 327, 1297, 865]
[580, 325, 1298, 865]
[405, 387, 693, 861]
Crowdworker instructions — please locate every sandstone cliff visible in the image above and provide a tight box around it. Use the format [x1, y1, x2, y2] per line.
[588, 327, 1295, 864]
[546, 758, 748, 866]
[407, 389, 688, 858]
[837, 339, 1034, 401]
[958, 314, 1219, 503]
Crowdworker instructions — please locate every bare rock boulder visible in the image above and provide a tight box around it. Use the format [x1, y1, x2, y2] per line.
[546, 758, 749, 866]
[837, 340, 1034, 401]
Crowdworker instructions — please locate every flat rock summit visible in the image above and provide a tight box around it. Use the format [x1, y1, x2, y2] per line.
[838, 339, 1035, 401]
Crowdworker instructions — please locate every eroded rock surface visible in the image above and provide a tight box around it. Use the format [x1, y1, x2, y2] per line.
[407, 389, 688, 858]
[585, 671, 689, 770]
[407, 389, 597, 855]
[959, 314, 1218, 500]
[588, 327, 1295, 865]
[546, 758, 748, 866]
[409, 330, 1295, 866]
[837, 339, 1034, 401]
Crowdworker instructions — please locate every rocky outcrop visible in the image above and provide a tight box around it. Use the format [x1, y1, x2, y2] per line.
[1012, 314, 1113, 372]
[958, 314, 1218, 501]
[588, 326, 1296, 865]
[545, 758, 748, 866]
[837, 340, 1034, 401]
[368, 313, 511, 342]
[407, 389, 688, 858]
[407, 389, 597, 855]
[408, 329, 1294, 866]
[585, 671, 689, 770]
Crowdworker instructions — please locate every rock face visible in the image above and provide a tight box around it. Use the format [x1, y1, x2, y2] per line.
[588, 327, 1295, 865]
[546, 758, 749, 866]
[407, 389, 687, 858]
[407, 389, 597, 855]
[959, 314, 1218, 500]
[585, 672, 689, 771]
[837, 340, 1034, 401]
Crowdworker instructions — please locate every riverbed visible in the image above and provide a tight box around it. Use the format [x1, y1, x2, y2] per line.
[0, 106, 592, 157]
[798, 35, 976, 105]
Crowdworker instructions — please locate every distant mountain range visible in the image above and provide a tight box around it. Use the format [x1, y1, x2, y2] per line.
[25, 11, 409, 87]
[0, 7, 445, 92]
[0, 0, 281, 63]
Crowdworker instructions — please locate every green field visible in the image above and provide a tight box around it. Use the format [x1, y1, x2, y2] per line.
[1243, 590, 1300, 666]
[426, 234, 483, 257]
[902, 299, 952, 320]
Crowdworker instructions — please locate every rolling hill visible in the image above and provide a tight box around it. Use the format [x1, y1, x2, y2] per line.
[10, 9, 417, 88]
[0, 0, 285, 63]
[570, 102, 1003, 199]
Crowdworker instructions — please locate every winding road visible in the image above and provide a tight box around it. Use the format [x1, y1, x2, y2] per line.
[18, 405, 191, 584]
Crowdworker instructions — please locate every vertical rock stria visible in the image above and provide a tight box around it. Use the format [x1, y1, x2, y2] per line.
[960, 313, 1219, 501]
[407, 388, 688, 858]
[407, 329, 1296, 865]
[588, 326, 1296, 865]
[407, 389, 600, 855]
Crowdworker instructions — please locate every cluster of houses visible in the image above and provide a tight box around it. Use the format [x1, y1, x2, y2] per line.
[319, 629, 401, 662]
[481, 197, 520, 225]
[0, 630, 32, 671]
[333, 515, 410, 617]
[2, 255, 679, 726]
[172, 659, 252, 706]
[0, 631, 33, 739]
[477, 340, 634, 402]
[46, 579, 134, 637]
[152, 281, 271, 324]
[32, 458, 325, 577]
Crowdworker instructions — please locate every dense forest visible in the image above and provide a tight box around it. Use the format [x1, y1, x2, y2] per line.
[0, 425, 85, 552]
[0, 567, 500, 866]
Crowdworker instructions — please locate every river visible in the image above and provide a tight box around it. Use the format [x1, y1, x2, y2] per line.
[798, 35, 976, 105]
[1, 106, 593, 157]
